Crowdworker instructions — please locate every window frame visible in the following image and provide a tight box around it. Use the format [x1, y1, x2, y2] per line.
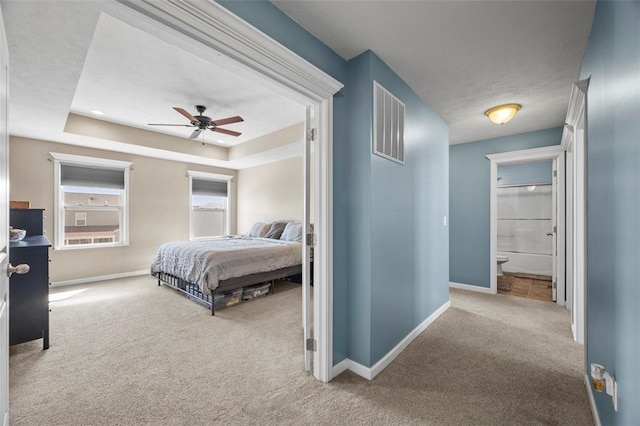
[74, 212, 87, 226]
[51, 152, 132, 250]
[187, 170, 233, 240]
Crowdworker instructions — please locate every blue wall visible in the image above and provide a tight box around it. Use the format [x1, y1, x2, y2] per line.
[346, 51, 450, 366]
[580, 1, 640, 424]
[345, 52, 373, 365]
[449, 128, 562, 288]
[220, 2, 450, 369]
[497, 161, 552, 186]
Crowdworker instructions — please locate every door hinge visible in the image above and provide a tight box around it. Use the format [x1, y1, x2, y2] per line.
[306, 233, 316, 247]
[553, 226, 557, 233]
[306, 338, 317, 352]
[307, 128, 316, 142]
[553, 169, 557, 177]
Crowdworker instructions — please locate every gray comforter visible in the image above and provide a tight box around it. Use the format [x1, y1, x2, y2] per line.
[150, 236, 302, 295]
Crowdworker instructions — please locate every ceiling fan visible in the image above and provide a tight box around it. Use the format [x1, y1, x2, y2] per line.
[148, 105, 244, 140]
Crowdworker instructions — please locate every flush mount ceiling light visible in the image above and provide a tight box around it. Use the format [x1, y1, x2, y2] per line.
[484, 103, 521, 125]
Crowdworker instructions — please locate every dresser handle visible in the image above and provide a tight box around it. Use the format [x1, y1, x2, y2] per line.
[7, 263, 30, 278]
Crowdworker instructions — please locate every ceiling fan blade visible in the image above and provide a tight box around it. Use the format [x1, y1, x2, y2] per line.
[148, 123, 193, 127]
[212, 127, 241, 137]
[173, 107, 198, 123]
[189, 128, 204, 139]
[211, 115, 244, 126]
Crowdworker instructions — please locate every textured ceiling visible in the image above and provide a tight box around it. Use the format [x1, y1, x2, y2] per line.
[2, 0, 305, 169]
[272, 0, 596, 144]
[70, 13, 305, 146]
[2, 0, 596, 167]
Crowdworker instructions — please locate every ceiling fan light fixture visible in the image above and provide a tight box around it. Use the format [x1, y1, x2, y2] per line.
[484, 103, 521, 124]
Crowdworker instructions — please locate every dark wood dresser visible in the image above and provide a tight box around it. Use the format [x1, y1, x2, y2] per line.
[9, 208, 51, 349]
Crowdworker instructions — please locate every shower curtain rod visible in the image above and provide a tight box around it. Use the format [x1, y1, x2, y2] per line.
[497, 182, 552, 189]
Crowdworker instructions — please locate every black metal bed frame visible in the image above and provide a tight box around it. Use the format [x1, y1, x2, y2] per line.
[155, 264, 303, 315]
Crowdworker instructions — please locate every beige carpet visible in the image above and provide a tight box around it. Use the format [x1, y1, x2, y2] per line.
[9, 276, 593, 425]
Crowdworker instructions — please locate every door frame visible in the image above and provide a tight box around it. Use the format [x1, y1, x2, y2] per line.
[116, 0, 343, 382]
[0, 1, 8, 423]
[487, 145, 566, 304]
[561, 79, 589, 345]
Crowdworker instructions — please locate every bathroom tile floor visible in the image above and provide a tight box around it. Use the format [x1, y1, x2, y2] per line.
[497, 272, 553, 301]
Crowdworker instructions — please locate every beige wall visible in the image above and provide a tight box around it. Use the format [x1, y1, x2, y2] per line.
[228, 122, 304, 160]
[10, 136, 237, 282]
[236, 156, 303, 233]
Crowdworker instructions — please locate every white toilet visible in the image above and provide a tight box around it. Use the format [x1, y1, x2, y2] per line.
[497, 255, 509, 276]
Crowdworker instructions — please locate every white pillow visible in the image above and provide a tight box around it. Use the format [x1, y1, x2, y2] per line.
[280, 222, 304, 242]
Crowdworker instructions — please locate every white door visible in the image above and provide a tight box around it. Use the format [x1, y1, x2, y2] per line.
[302, 106, 313, 371]
[566, 139, 575, 316]
[574, 127, 587, 345]
[0, 3, 9, 424]
[551, 160, 558, 302]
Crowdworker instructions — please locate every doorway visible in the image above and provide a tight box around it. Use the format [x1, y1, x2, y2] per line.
[496, 161, 555, 301]
[116, 1, 342, 382]
[487, 146, 566, 306]
[562, 79, 589, 346]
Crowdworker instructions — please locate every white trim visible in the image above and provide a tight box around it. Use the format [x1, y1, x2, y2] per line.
[302, 106, 312, 372]
[116, 0, 343, 383]
[449, 282, 495, 294]
[51, 152, 131, 250]
[344, 359, 373, 381]
[331, 358, 350, 379]
[187, 170, 233, 238]
[555, 154, 567, 306]
[50, 270, 148, 288]
[490, 160, 498, 293]
[332, 301, 451, 381]
[487, 145, 565, 299]
[117, 0, 342, 103]
[186, 170, 233, 182]
[486, 145, 564, 164]
[563, 79, 589, 346]
[50, 152, 132, 169]
[315, 98, 334, 382]
[562, 80, 589, 151]
[585, 374, 602, 426]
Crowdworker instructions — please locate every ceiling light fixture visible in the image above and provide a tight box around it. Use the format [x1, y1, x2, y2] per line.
[484, 103, 521, 125]
[91, 110, 105, 116]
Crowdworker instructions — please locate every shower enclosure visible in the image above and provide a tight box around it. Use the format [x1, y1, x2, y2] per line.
[497, 183, 553, 276]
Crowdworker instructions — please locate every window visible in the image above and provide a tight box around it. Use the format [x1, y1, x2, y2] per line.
[75, 212, 87, 226]
[51, 152, 131, 250]
[188, 171, 232, 239]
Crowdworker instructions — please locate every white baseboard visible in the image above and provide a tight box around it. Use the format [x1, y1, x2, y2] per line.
[50, 270, 149, 288]
[585, 374, 602, 426]
[332, 358, 372, 380]
[332, 300, 451, 381]
[332, 358, 350, 378]
[449, 281, 495, 294]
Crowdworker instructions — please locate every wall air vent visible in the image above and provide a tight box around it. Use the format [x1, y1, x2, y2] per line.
[373, 81, 405, 164]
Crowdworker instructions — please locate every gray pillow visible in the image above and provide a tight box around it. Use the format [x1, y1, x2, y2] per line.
[248, 222, 270, 237]
[264, 221, 289, 239]
[280, 222, 303, 242]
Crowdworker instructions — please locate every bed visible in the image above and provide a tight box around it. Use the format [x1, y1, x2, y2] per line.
[151, 221, 305, 315]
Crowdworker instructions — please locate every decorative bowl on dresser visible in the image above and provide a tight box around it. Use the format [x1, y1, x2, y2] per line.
[9, 208, 51, 350]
